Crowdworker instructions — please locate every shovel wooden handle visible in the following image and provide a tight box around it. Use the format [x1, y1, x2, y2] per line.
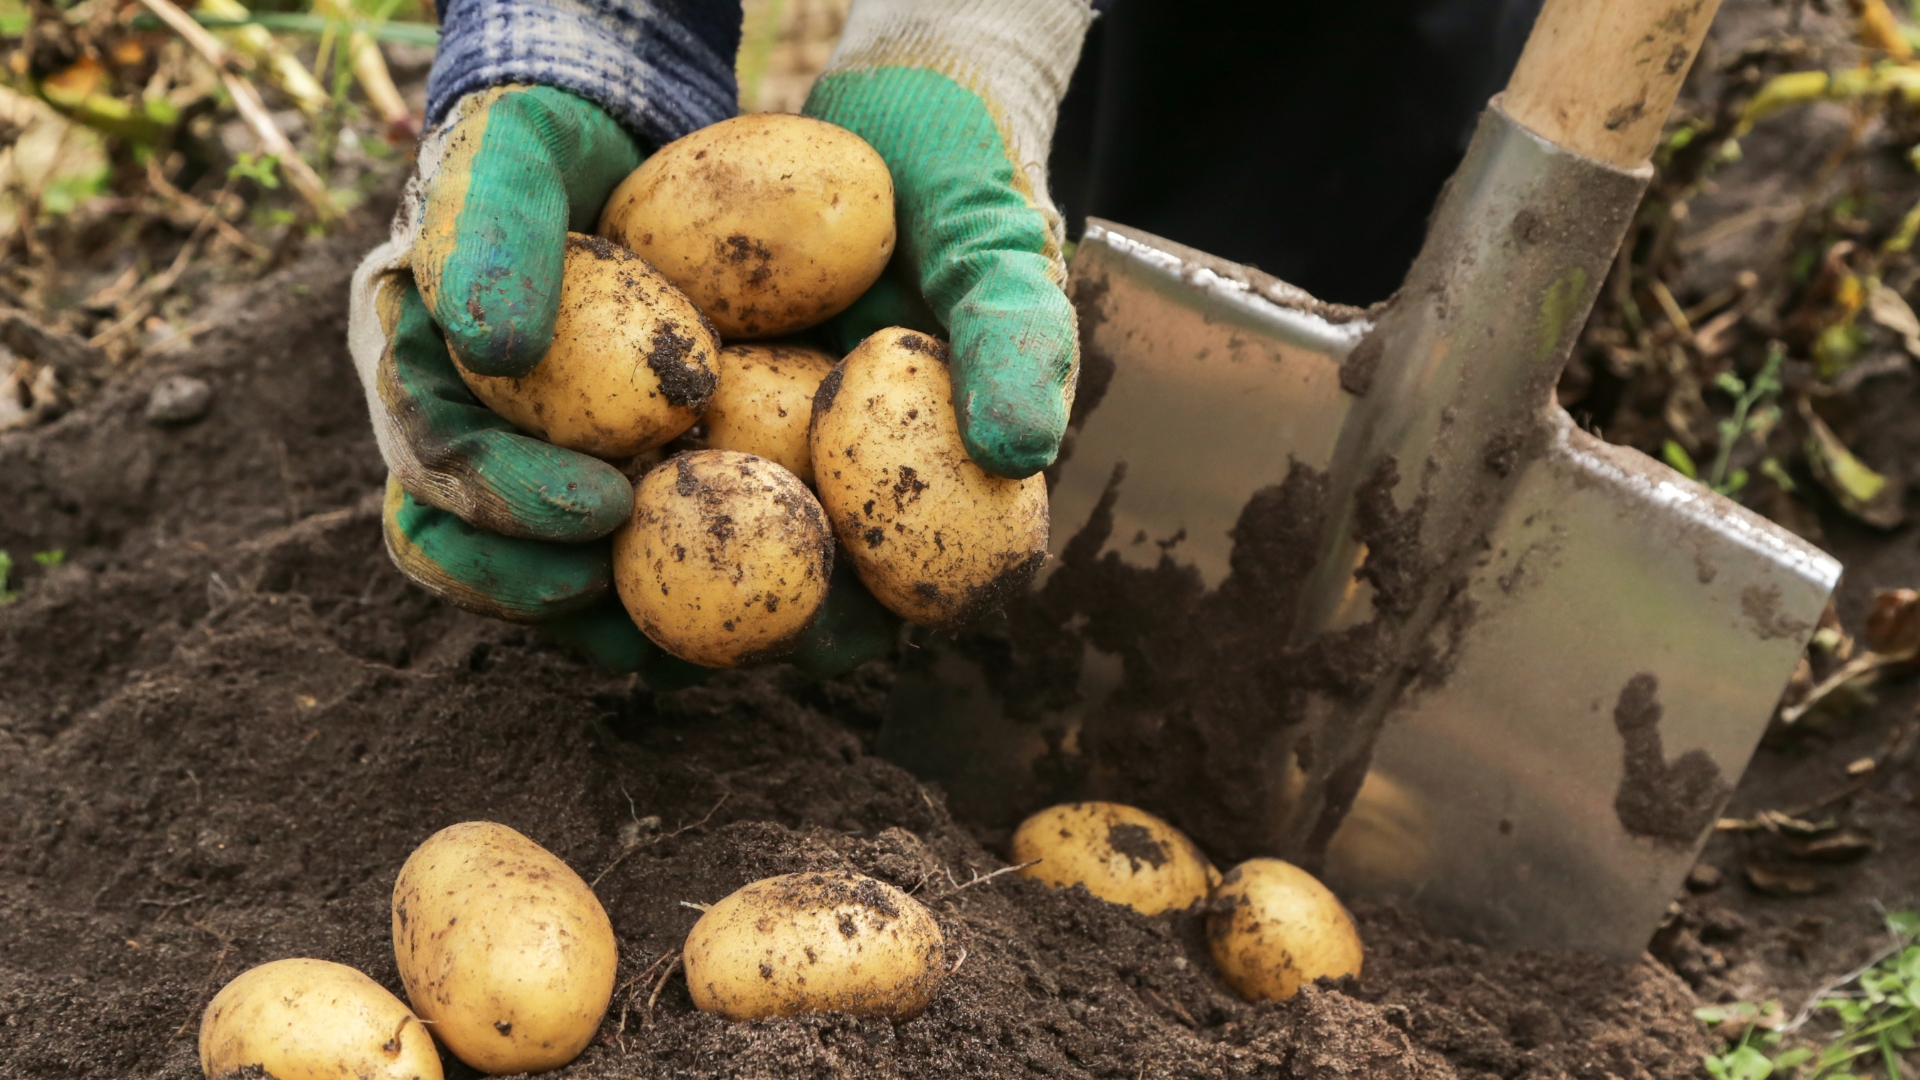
[1503, 0, 1723, 169]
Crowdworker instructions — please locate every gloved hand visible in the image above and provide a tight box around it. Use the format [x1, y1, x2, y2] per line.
[349, 86, 894, 680]
[804, 0, 1095, 480]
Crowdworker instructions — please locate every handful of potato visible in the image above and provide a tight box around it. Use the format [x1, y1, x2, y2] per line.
[1012, 801, 1364, 1002]
[415, 113, 1049, 668]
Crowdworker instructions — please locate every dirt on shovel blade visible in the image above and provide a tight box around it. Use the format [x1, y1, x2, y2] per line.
[0, 234, 1719, 1079]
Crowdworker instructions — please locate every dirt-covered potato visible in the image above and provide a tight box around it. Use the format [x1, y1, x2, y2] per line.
[199, 958, 442, 1080]
[810, 328, 1049, 628]
[683, 871, 945, 1020]
[452, 233, 718, 458]
[1011, 802, 1215, 915]
[392, 822, 617, 1074]
[704, 343, 838, 483]
[613, 450, 833, 667]
[598, 114, 894, 339]
[1207, 858, 1363, 1002]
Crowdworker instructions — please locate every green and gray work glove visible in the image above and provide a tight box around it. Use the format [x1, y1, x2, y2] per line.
[807, 0, 1094, 479]
[349, 86, 890, 680]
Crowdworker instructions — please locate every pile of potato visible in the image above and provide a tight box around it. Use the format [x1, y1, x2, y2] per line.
[198, 822, 949, 1077]
[1012, 801, 1365, 1002]
[429, 113, 1050, 668]
[200, 822, 615, 1078]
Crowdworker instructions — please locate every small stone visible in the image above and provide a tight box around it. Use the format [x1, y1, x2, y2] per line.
[145, 375, 212, 425]
[1686, 864, 1723, 892]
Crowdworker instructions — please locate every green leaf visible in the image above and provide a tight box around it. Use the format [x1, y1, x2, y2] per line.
[1773, 1047, 1814, 1069]
[1665, 440, 1700, 479]
[1803, 408, 1905, 529]
[1717, 371, 1749, 396]
[31, 550, 63, 567]
[1724, 1044, 1776, 1080]
[1760, 457, 1797, 492]
[0, 551, 14, 606]
[1886, 912, 1920, 939]
[227, 152, 282, 190]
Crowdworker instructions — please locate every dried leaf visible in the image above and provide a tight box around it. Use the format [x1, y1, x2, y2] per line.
[1744, 860, 1834, 896]
[1865, 588, 1920, 655]
[1802, 401, 1905, 528]
[1782, 828, 1878, 862]
[1866, 282, 1920, 357]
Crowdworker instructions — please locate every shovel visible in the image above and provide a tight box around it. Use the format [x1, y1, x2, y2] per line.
[877, 0, 1840, 959]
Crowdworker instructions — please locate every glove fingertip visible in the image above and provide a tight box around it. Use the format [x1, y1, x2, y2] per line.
[959, 419, 1060, 480]
[493, 449, 634, 542]
[564, 459, 638, 539]
[433, 275, 556, 379]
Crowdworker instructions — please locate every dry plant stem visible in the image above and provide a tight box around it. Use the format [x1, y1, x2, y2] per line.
[309, 0, 415, 130]
[591, 793, 730, 888]
[645, 954, 681, 1023]
[1778, 650, 1905, 725]
[942, 859, 1041, 897]
[145, 159, 270, 260]
[88, 175, 245, 349]
[1780, 933, 1911, 1033]
[133, 0, 333, 219]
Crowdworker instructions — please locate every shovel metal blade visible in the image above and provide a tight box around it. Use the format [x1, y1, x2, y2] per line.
[880, 217, 1839, 959]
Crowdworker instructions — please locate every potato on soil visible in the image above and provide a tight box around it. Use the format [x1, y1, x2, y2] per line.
[703, 343, 838, 483]
[810, 327, 1049, 629]
[1011, 802, 1215, 915]
[683, 871, 946, 1021]
[598, 114, 895, 339]
[1207, 858, 1363, 1002]
[614, 449, 833, 667]
[392, 821, 617, 1074]
[452, 233, 718, 459]
[199, 958, 442, 1080]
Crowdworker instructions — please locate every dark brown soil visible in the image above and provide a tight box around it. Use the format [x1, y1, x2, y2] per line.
[0, 228, 1723, 1080]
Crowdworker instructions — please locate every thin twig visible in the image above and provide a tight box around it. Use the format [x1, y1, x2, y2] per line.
[1778, 649, 1915, 726]
[1141, 985, 1198, 1029]
[645, 953, 682, 1023]
[1780, 934, 1912, 1033]
[88, 191, 227, 348]
[133, 0, 334, 219]
[949, 946, 968, 975]
[591, 793, 730, 888]
[169, 919, 235, 1042]
[611, 950, 679, 1052]
[137, 893, 205, 909]
[145, 159, 270, 260]
[942, 860, 1040, 896]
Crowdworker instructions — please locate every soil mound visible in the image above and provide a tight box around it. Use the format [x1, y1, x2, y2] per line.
[0, 233, 1712, 1078]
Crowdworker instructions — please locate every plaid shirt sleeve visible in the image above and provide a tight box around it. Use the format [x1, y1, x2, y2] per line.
[426, 0, 743, 149]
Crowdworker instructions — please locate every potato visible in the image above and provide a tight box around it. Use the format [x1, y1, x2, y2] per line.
[704, 343, 838, 483]
[810, 328, 1049, 628]
[683, 871, 945, 1020]
[1011, 802, 1215, 915]
[453, 233, 718, 459]
[392, 822, 617, 1074]
[598, 114, 895, 338]
[199, 958, 442, 1080]
[1207, 858, 1363, 1002]
[613, 450, 833, 667]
